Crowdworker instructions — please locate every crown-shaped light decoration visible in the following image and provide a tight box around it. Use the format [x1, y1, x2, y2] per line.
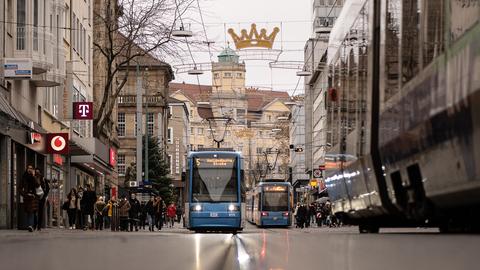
[228, 24, 280, 50]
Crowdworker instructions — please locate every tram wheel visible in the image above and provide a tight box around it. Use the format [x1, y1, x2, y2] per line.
[359, 224, 380, 234]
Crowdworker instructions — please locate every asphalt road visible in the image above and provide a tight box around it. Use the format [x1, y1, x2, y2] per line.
[0, 224, 478, 270]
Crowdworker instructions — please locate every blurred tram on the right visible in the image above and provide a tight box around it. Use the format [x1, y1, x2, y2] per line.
[320, 0, 480, 233]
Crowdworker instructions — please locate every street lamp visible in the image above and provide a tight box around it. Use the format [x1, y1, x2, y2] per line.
[187, 66, 204, 75]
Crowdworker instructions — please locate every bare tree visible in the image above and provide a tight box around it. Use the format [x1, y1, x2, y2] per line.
[92, 0, 199, 138]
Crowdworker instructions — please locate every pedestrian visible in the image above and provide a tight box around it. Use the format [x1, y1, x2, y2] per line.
[293, 203, 300, 228]
[145, 197, 155, 231]
[153, 196, 165, 231]
[94, 196, 106, 230]
[167, 203, 177, 228]
[128, 193, 140, 231]
[176, 204, 183, 223]
[139, 201, 147, 230]
[105, 196, 117, 230]
[76, 187, 84, 229]
[309, 203, 316, 226]
[20, 165, 39, 232]
[66, 188, 78, 229]
[118, 196, 131, 231]
[82, 184, 97, 230]
[34, 168, 49, 231]
[296, 204, 307, 229]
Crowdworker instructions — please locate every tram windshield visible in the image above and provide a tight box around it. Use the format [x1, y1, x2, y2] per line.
[191, 155, 238, 202]
[262, 186, 289, 211]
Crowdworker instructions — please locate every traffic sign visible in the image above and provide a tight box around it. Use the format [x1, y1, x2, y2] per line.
[313, 169, 322, 178]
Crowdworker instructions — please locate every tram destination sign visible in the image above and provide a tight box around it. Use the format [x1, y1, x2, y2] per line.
[195, 157, 235, 168]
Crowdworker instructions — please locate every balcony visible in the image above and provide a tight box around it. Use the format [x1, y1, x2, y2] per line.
[14, 26, 65, 86]
[118, 95, 166, 107]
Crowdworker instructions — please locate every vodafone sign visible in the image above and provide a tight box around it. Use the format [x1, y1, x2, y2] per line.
[46, 133, 69, 155]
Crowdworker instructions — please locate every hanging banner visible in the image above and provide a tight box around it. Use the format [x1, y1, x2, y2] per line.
[46, 133, 69, 155]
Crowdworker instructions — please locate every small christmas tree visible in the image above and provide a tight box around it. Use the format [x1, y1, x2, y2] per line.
[125, 135, 173, 202]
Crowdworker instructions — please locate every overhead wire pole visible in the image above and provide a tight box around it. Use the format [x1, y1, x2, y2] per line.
[136, 63, 143, 186]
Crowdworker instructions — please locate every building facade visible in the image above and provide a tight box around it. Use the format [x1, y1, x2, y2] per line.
[116, 53, 174, 197]
[170, 48, 291, 187]
[166, 97, 189, 204]
[304, 0, 344, 177]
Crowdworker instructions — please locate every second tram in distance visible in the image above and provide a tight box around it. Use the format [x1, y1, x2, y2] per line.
[246, 181, 293, 227]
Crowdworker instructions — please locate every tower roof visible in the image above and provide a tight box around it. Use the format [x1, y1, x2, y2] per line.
[217, 47, 239, 63]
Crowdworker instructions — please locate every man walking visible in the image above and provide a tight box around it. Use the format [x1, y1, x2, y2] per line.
[82, 184, 97, 230]
[129, 194, 140, 231]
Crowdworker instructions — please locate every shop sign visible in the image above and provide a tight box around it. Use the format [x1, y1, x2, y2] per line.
[53, 154, 64, 165]
[3, 58, 32, 79]
[27, 132, 42, 144]
[309, 179, 318, 187]
[109, 148, 117, 167]
[111, 187, 117, 198]
[46, 133, 69, 154]
[73, 102, 93, 120]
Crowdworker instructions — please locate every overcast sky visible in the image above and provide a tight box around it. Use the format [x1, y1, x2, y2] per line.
[169, 0, 312, 96]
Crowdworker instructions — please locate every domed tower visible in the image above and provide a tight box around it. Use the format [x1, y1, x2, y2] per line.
[211, 47, 246, 95]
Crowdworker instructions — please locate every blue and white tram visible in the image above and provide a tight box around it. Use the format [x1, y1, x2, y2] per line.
[246, 182, 293, 227]
[184, 149, 245, 233]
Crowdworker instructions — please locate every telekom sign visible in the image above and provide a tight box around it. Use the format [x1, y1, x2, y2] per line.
[73, 102, 93, 120]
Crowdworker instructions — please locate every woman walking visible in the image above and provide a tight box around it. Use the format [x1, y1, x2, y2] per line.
[66, 188, 77, 229]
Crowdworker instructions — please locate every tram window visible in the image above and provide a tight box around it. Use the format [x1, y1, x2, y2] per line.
[401, 0, 420, 85]
[422, 0, 444, 67]
[449, 0, 479, 42]
[383, 0, 401, 101]
[191, 156, 238, 202]
[390, 171, 407, 208]
[406, 164, 426, 203]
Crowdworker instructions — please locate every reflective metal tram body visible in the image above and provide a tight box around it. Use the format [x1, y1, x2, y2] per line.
[246, 182, 293, 227]
[323, 0, 480, 232]
[184, 150, 245, 233]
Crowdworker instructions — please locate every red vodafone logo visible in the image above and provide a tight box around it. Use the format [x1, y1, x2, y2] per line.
[46, 133, 69, 154]
[51, 136, 66, 151]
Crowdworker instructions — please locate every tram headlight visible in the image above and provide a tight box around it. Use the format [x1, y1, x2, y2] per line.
[228, 204, 239, 211]
[192, 204, 202, 211]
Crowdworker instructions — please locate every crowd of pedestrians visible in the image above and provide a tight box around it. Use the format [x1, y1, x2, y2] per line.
[293, 200, 340, 229]
[62, 190, 182, 232]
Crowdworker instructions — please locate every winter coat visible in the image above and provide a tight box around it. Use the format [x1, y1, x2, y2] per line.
[95, 201, 106, 216]
[167, 205, 177, 218]
[154, 200, 165, 215]
[129, 198, 140, 218]
[21, 171, 39, 213]
[81, 190, 97, 215]
[36, 175, 50, 200]
[118, 200, 131, 217]
[145, 201, 155, 216]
